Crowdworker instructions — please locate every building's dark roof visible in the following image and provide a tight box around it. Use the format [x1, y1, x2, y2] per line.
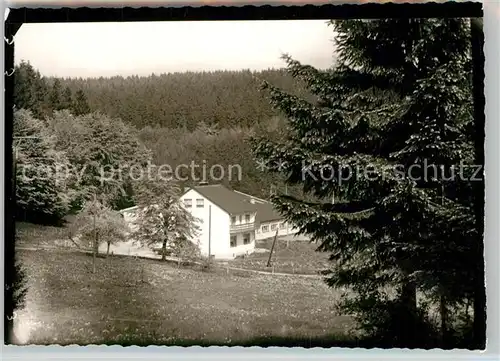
[185, 184, 285, 223]
[187, 184, 259, 215]
[254, 202, 283, 224]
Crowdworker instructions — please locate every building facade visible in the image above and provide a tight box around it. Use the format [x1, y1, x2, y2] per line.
[180, 185, 258, 260]
[232, 191, 300, 241]
[115, 184, 301, 260]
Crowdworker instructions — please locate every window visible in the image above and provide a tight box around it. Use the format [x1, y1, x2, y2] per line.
[271, 223, 278, 231]
[279, 222, 286, 229]
[262, 225, 269, 233]
[243, 233, 251, 245]
[230, 236, 237, 248]
[231, 216, 236, 224]
[245, 214, 251, 223]
[196, 198, 204, 208]
[184, 199, 192, 208]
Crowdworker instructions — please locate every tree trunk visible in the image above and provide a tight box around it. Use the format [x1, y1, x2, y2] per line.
[162, 240, 167, 261]
[106, 241, 110, 257]
[473, 269, 486, 349]
[92, 247, 96, 274]
[471, 16, 486, 350]
[400, 278, 417, 348]
[92, 232, 99, 274]
[95, 233, 99, 256]
[440, 294, 448, 346]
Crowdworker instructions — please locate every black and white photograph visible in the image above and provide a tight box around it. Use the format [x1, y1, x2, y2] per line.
[4, 5, 486, 350]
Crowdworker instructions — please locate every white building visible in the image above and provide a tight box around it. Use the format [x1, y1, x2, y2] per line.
[114, 184, 300, 260]
[180, 184, 258, 260]
[180, 184, 299, 259]
[231, 191, 300, 241]
[98, 205, 159, 258]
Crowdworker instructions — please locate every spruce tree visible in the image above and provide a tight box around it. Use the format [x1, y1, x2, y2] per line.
[252, 18, 483, 348]
[49, 78, 63, 111]
[61, 86, 73, 110]
[73, 89, 91, 115]
[13, 61, 50, 118]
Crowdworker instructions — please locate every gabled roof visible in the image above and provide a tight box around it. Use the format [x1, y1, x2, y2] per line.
[254, 202, 283, 224]
[184, 184, 258, 215]
[233, 190, 284, 223]
[186, 185, 284, 223]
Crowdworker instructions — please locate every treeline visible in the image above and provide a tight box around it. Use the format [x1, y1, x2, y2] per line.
[50, 69, 313, 129]
[14, 61, 91, 119]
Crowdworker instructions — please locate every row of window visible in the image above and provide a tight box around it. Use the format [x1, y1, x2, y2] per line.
[184, 198, 204, 208]
[230, 233, 251, 247]
[231, 214, 251, 224]
[259, 222, 286, 233]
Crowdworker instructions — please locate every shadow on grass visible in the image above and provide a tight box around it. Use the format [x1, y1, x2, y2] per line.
[95, 334, 478, 349]
[59, 334, 368, 348]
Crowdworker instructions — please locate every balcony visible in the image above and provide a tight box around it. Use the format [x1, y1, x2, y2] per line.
[230, 222, 256, 233]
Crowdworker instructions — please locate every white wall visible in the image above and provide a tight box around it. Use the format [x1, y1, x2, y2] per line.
[229, 212, 256, 226]
[229, 231, 256, 258]
[180, 189, 230, 259]
[120, 207, 139, 233]
[255, 220, 299, 241]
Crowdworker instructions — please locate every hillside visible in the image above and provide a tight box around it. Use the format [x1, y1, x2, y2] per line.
[51, 69, 315, 130]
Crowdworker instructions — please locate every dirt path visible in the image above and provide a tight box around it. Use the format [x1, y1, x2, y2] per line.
[223, 265, 323, 278]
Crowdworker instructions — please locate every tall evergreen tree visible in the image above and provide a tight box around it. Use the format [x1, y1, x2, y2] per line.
[61, 86, 73, 110]
[252, 18, 483, 348]
[13, 61, 50, 118]
[73, 89, 91, 116]
[49, 78, 63, 111]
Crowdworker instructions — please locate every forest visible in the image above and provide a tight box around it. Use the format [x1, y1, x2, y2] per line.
[11, 17, 485, 349]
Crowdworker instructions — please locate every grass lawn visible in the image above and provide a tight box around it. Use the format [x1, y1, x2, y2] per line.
[227, 238, 331, 275]
[15, 249, 354, 346]
[16, 222, 72, 248]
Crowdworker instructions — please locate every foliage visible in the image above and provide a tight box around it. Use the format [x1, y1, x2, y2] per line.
[137, 121, 314, 202]
[49, 69, 314, 130]
[14, 61, 318, 205]
[73, 89, 91, 116]
[49, 78, 63, 111]
[61, 86, 74, 110]
[71, 198, 128, 251]
[14, 109, 75, 224]
[131, 177, 200, 261]
[252, 18, 482, 348]
[13, 61, 50, 118]
[14, 61, 87, 119]
[12, 234, 28, 312]
[47, 110, 152, 210]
